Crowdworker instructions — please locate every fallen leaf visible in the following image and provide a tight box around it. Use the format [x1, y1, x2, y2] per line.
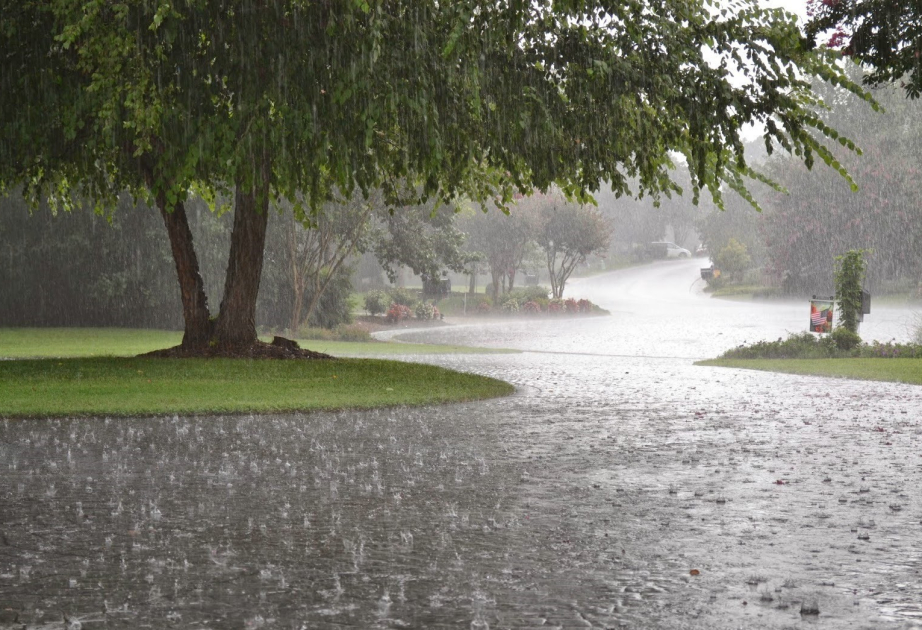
[690, 569, 700, 576]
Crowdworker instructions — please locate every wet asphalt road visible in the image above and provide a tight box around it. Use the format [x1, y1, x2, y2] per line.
[3, 259, 922, 629]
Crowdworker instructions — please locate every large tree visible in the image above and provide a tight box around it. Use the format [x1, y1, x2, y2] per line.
[1, 0, 873, 356]
[461, 202, 536, 303]
[807, 0, 922, 98]
[759, 77, 922, 295]
[528, 194, 612, 299]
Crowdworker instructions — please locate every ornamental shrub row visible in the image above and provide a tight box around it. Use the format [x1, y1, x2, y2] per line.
[720, 331, 922, 360]
[474, 296, 601, 315]
[384, 301, 441, 323]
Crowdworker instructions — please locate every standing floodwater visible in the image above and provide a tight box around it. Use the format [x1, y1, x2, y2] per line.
[3, 259, 922, 628]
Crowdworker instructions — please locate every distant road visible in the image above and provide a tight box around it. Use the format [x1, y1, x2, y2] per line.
[406, 259, 917, 360]
[563, 258, 919, 358]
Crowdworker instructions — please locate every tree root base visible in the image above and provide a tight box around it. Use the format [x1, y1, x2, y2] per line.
[140, 337, 334, 360]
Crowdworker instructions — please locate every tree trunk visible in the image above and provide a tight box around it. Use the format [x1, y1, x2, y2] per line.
[547, 253, 560, 299]
[158, 198, 213, 348]
[214, 177, 270, 348]
[490, 269, 502, 303]
[287, 224, 306, 335]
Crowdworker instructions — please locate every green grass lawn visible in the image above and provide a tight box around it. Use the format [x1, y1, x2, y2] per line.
[698, 357, 922, 385]
[0, 357, 515, 418]
[0, 327, 514, 358]
[705, 284, 781, 300]
[0, 328, 515, 418]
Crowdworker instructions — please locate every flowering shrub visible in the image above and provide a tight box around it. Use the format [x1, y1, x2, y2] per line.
[415, 301, 439, 320]
[476, 300, 492, 314]
[858, 340, 922, 359]
[577, 298, 593, 313]
[721, 332, 838, 359]
[564, 298, 579, 313]
[501, 297, 520, 313]
[385, 303, 413, 323]
[522, 300, 541, 314]
[547, 298, 564, 314]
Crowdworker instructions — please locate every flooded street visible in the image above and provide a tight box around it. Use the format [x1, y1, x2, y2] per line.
[4, 260, 922, 628]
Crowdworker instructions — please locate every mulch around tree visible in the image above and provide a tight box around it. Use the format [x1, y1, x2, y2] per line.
[141, 337, 334, 360]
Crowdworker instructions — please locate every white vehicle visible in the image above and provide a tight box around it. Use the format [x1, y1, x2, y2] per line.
[651, 241, 691, 259]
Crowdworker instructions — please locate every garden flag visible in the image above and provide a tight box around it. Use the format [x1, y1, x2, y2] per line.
[809, 299, 834, 334]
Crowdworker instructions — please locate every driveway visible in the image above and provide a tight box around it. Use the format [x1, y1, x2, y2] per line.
[2, 260, 921, 628]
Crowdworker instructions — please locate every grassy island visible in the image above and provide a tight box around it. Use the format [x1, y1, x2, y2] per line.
[0, 328, 515, 418]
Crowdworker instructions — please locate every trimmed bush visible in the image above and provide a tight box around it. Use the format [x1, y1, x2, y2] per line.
[715, 238, 751, 282]
[386, 287, 418, 308]
[832, 326, 861, 351]
[364, 290, 388, 316]
[415, 301, 439, 320]
[507, 286, 550, 302]
[435, 295, 466, 316]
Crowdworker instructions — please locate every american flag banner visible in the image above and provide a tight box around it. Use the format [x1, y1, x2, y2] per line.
[809, 300, 834, 333]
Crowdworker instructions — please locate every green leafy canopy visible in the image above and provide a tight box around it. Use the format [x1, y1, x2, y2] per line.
[2, 0, 876, 214]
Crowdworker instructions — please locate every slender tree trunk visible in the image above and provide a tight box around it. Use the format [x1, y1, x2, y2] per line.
[158, 199, 214, 348]
[490, 268, 502, 303]
[301, 246, 360, 327]
[214, 173, 270, 348]
[301, 271, 326, 330]
[287, 224, 305, 335]
[289, 276, 305, 335]
[546, 252, 560, 298]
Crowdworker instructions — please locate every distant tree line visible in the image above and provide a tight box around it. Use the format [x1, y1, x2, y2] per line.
[2, 185, 613, 330]
[461, 192, 612, 302]
[695, 73, 922, 296]
[0, 189, 471, 331]
[1, 193, 188, 328]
